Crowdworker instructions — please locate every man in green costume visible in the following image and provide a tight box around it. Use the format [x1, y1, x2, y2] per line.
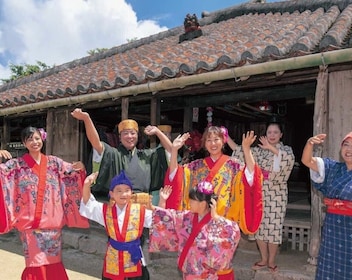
[71, 108, 172, 195]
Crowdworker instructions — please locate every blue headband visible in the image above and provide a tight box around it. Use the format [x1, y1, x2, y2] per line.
[110, 170, 133, 191]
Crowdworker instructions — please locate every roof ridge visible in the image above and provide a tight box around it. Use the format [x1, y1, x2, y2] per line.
[0, 26, 183, 92]
[200, 0, 352, 26]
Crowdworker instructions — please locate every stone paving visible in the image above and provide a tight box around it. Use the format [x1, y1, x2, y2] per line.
[64, 222, 316, 280]
[0, 222, 316, 280]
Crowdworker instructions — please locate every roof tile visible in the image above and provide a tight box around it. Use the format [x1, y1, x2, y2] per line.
[2, 0, 352, 112]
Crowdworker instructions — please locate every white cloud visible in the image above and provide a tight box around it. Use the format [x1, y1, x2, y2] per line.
[0, 0, 167, 79]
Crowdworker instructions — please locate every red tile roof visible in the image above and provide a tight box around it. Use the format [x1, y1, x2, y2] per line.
[1, 0, 352, 112]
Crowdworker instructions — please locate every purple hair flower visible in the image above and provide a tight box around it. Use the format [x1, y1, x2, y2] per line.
[38, 128, 47, 141]
[197, 181, 214, 195]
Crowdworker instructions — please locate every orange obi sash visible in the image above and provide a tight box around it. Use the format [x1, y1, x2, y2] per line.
[217, 268, 235, 280]
[324, 198, 352, 216]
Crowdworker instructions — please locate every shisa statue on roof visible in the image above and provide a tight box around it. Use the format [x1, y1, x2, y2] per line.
[184, 13, 200, 33]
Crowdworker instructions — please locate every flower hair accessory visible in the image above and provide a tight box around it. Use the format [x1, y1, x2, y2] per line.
[220, 126, 228, 143]
[196, 181, 214, 195]
[38, 128, 47, 141]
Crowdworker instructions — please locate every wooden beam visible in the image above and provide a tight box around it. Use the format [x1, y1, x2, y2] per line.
[241, 103, 274, 116]
[216, 106, 256, 119]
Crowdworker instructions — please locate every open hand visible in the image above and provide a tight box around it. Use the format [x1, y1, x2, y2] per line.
[72, 161, 85, 171]
[242, 131, 256, 149]
[84, 172, 99, 187]
[307, 134, 327, 145]
[258, 136, 270, 150]
[0, 150, 12, 160]
[173, 133, 190, 150]
[160, 185, 173, 201]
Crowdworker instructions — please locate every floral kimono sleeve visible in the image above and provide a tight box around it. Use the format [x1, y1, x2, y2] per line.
[0, 159, 23, 233]
[54, 156, 89, 228]
[149, 207, 183, 252]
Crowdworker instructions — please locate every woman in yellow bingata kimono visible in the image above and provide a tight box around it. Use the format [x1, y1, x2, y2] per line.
[150, 182, 241, 280]
[164, 127, 263, 235]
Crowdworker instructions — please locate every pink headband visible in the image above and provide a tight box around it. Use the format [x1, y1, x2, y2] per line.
[342, 132, 352, 145]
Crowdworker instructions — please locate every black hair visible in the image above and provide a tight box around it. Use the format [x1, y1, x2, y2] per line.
[266, 121, 283, 133]
[21, 126, 46, 152]
[266, 116, 284, 133]
[21, 126, 40, 143]
[189, 187, 217, 207]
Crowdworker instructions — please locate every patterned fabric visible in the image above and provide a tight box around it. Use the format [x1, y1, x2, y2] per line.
[165, 155, 263, 234]
[103, 203, 145, 279]
[167, 156, 243, 216]
[149, 208, 240, 280]
[311, 158, 352, 280]
[0, 153, 88, 277]
[21, 228, 62, 267]
[232, 142, 294, 243]
[229, 165, 263, 234]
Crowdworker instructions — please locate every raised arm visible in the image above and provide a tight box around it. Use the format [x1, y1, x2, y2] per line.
[227, 136, 237, 151]
[82, 172, 99, 204]
[158, 185, 172, 208]
[241, 131, 257, 172]
[301, 134, 326, 172]
[169, 133, 190, 174]
[71, 108, 104, 154]
[144, 125, 172, 153]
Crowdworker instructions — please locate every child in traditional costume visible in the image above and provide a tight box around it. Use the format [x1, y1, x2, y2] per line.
[0, 126, 89, 280]
[150, 182, 241, 280]
[80, 170, 152, 280]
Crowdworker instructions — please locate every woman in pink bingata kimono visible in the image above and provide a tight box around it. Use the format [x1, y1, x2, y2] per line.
[150, 181, 241, 280]
[0, 126, 89, 280]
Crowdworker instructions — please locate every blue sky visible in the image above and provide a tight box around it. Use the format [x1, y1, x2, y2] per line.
[125, 0, 248, 28]
[0, 0, 281, 81]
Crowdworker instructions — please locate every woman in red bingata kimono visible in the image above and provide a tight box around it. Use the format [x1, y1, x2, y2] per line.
[0, 126, 88, 280]
[150, 182, 241, 280]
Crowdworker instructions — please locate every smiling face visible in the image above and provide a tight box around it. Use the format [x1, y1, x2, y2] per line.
[204, 131, 224, 159]
[341, 138, 352, 169]
[23, 131, 43, 154]
[266, 123, 283, 145]
[119, 129, 138, 151]
[109, 184, 133, 208]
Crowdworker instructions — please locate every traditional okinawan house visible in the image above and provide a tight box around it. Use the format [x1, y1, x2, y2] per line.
[0, 0, 352, 267]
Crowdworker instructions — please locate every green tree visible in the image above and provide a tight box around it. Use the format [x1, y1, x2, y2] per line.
[127, 37, 138, 43]
[1, 61, 51, 84]
[87, 48, 109, 55]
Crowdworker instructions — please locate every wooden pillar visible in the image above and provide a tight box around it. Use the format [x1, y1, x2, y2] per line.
[149, 96, 160, 148]
[46, 109, 81, 162]
[308, 66, 328, 265]
[0, 117, 10, 150]
[183, 107, 193, 132]
[121, 97, 129, 120]
[309, 68, 352, 265]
